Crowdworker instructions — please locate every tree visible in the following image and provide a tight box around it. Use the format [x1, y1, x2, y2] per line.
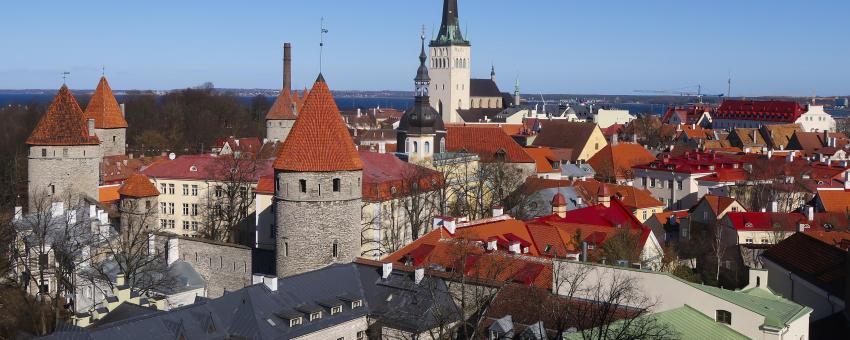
[197, 154, 259, 243]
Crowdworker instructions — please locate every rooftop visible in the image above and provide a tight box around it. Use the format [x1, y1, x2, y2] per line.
[83, 76, 128, 129]
[27, 85, 100, 146]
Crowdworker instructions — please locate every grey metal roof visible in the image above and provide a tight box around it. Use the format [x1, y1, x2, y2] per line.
[470, 79, 501, 97]
[489, 314, 514, 333]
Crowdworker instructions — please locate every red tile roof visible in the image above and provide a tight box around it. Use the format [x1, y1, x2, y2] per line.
[359, 151, 443, 202]
[27, 85, 100, 146]
[715, 100, 805, 123]
[143, 154, 274, 182]
[255, 175, 275, 195]
[119, 173, 160, 198]
[572, 180, 664, 210]
[273, 75, 363, 172]
[726, 211, 849, 233]
[447, 125, 534, 163]
[693, 194, 741, 215]
[661, 103, 714, 125]
[587, 143, 655, 180]
[83, 76, 128, 129]
[523, 147, 557, 173]
[99, 185, 120, 204]
[265, 87, 298, 120]
[633, 151, 743, 175]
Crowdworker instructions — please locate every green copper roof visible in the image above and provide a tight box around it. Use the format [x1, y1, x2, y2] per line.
[689, 283, 812, 329]
[651, 305, 749, 339]
[432, 0, 469, 46]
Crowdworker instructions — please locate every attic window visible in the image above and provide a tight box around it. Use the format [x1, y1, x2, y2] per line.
[351, 299, 363, 309]
[744, 222, 754, 228]
[330, 305, 343, 315]
[190, 165, 198, 172]
[289, 317, 302, 327]
[309, 311, 322, 321]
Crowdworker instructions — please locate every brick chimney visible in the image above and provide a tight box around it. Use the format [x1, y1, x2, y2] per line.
[283, 43, 292, 90]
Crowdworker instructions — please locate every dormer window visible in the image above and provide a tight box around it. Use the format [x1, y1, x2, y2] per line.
[715, 310, 731, 325]
[309, 311, 322, 321]
[351, 299, 363, 309]
[289, 317, 303, 327]
[190, 165, 198, 172]
[330, 305, 343, 315]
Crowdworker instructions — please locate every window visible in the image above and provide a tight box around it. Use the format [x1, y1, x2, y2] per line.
[745, 238, 753, 244]
[191, 204, 198, 216]
[161, 219, 168, 229]
[168, 220, 175, 229]
[191, 185, 198, 196]
[284, 241, 289, 257]
[641, 177, 647, 187]
[677, 180, 683, 190]
[191, 221, 198, 231]
[761, 239, 769, 244]
[357, 331, 365, 340]
[183, 221, 190, 230]
[731, 206, 738, 212]
[330, 305, 343, 315]
[595, 143, 599, 150]
[413, 141, 418, 153]
[650, 178, 656, 188]
[161, 202, 167, 214]
[667, 180, 673, 189]
[289, 317, 302, 327]
[299, 180, 307, 193]
[333, 178, 341, 192]
[161, 183, 167, 194]
[309, 311, 322, 321]
[351, 300, 363, 309]
[168, 203, 175, 215]
[182, 184, 189, 195]
[62, 148, 68, 157]
[642, 210, 648, 220]
[168, 184, 175, 195]
[215, 186, 222, 198]
[332, 240, 339, 258]
[424, 141, 430, 154]
[41, 148, 47, 157]
[716, 310, 731, 325]
[182, 203, 189, 215]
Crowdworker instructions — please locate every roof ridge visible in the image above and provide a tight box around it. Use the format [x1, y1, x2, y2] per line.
[27, 85, 100, 146]
[84, 76, 128, 129]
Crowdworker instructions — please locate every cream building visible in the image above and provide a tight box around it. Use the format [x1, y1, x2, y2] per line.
[429, 0, 471, 124]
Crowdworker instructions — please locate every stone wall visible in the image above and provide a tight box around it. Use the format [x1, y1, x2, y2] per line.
[276, 170, 362, 277]
[95, 128, 126, 157]
[266, 119, 295, 143]
[163, 235, 252, 298]
[28, 144, 101, 210]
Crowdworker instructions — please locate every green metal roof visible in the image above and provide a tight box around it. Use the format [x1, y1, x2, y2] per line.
[563, 305, 748, 340]
[689, 283, 812, 329]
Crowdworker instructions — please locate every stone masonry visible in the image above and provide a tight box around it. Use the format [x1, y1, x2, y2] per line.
[266, 119, 295, 143]
[27, 144, 101, 210]
[94, 127, 126, 157]
[159, 235, 252, 298]
[276, 170, 362, 277]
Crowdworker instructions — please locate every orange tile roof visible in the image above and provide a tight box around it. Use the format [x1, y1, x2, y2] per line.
[99, 185, 121, 203]
[499, 124, 524, 136]
[118, 173, 160, 198]
[273, 75, 363, 171]
[587, 143, 655, 180]
[573, 180, 663, 210]
[447, 125, 534, 163]
[817, 190, 850, 213]
[255, 175, 275, 194]
[83, 76, 128, 129]
[27, 85, 100, 146]
[523, 147, 557, 173]
[265, 87, 298, 120]
[698, 194, 739, 215]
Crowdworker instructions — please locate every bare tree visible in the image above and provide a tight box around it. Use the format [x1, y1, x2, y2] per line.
[198, 154, 259, 243]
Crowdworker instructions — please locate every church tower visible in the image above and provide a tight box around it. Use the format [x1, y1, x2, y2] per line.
[27, 84, 102, 210]
[398, 33, 446, 163]
[83, 76, 128, 157]
[266, 43, 298, 143]
[273, 74, 363, 277]
[429, 0, 470, 124]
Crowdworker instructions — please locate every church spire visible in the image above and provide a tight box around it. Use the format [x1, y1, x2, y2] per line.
[415, 30, 430, 98]
[433, 0, 468, 46]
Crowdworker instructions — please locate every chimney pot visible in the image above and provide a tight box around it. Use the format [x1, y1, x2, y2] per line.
[14, 206, 22, 221]
[87, 118, 96, 137]
[120, 103, 126, 117]
[807, 206, 815, 222]
[382, 262, 393, 279]
[414, 267, 424, 284]
[443, 218, 457, 234]
[492, 205, 504, 217]
[167, 237, 179, 266]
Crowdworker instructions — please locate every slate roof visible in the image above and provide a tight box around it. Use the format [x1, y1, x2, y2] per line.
[83, 76, 128, 129]
[470, 79, 501, 97]
[41, 263, 460, 339]
[456, 108, 505, 123]
[118, 173, 160, 198]
[763, 233, 847, 297]
[27, 85, 100, 146]
[273, 75, 363, 172]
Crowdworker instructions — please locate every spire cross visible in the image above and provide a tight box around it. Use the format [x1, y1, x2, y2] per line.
[319, 17, 328, 73]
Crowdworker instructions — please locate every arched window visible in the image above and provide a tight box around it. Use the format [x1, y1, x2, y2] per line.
[440, 138, 446, 153]
[299, 179, 307, 193]
[332, 240, 339, 258]
[413, 141, 418, 153]
[332, 178, 341, 192]
[424, 141, 430, 154]
[715, 310, 731, 325]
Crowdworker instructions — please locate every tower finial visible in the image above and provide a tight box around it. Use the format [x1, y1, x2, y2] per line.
[319, 17, 328, 74]
[62, 71, 70, 85]
[101, 65, 105, 77]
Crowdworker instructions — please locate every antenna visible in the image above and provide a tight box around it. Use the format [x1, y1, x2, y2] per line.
[319, 17, 329, 73]
[62, 71, 70, 85]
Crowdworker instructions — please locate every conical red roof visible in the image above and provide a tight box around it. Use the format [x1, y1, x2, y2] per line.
[119, 173, 160, 198]
[27, 85, 100, 146]
[265, 86, 298, 120]
[83, 76, 128, 129]
[273, 75, 362, 172]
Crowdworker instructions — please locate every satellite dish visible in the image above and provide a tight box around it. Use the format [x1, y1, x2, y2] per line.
[168, 152, 176, 160]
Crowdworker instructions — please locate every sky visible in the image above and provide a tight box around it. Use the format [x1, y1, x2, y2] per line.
[1, 0, 848, 96]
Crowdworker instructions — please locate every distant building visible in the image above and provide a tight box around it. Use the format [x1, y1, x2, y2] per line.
[633, 151, 744, 210]
[265, 43, 304, 143]
[397, 34, 447, 163]
[713, 100, 836, 132]
[26, 84, 102, 209]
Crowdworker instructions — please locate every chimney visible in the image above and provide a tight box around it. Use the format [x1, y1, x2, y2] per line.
[51, 202, 64, 217]
[167, 237, 179, 266]
[787, 151, 795, 163]
[148, 233, 156, 256]
[611, 133, 618, 146]
[378, 143, 386, 154]
[87, 118, 96, 137]
[632, 134, 638, 143]
[89, 204, 96, 219]
[263, 276, 278, 291]
[486, 238, 498, 251]
[432, 216, 444, 230]
[382, 262, 393, 279]
[770, 201, 778, 212]
[844, 171, 850, 190]
[283, 42, 292, 90]
[492, 205, 504, 217]
[14, 206, 22, 221]
[807, 206, 815, 222]
[120, 103, 126, 117]
[581, 242, 588, 262]
[508, 242, 521, 254]
[116, 274, 125, 287]
[767, 149, 773, 159]
[443, 218, 457, 234]
[357, 108, 362, 117]
[575, 197, 583, 207]
[414, 267, 424, 284]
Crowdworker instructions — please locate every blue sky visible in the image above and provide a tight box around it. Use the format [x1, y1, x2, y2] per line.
[1, 0, 848, 96]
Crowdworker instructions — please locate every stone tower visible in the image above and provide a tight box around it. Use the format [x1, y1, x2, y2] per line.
[26, 84, 102, 210]
[83, 76, 128, 157]
[397, 33, 447, 163]
[266, 43, 298, 143]
[273, 74, 363, 277]
[429, 0, 471, 124]
[118, 173, 160, 232]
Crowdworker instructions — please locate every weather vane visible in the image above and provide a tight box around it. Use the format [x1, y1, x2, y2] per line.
[62, 71, 70, 84]
[319, 17, 329, 73]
